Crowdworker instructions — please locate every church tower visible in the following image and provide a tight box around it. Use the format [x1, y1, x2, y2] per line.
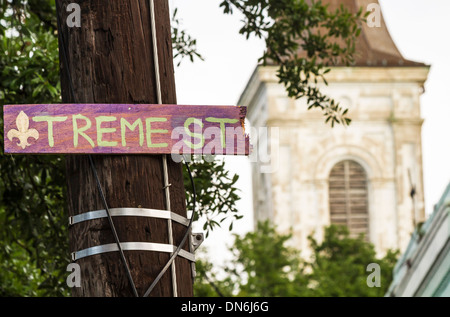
[239, 0, 430, 256]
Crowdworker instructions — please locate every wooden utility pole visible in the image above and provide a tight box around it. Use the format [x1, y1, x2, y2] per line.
[56, 0, 194, 296]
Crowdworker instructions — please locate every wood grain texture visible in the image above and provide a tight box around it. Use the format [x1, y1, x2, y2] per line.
[56, 0, 193, 297]
[3, 103, 250, 155]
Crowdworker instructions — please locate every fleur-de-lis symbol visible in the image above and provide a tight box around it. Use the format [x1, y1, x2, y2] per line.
[7, 111, 40, 149]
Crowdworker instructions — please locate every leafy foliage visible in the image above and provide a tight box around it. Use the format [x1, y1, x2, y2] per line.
[192, 255, 234, 297]
[171, 8, 204, 67]
[220, 0, 366, 126]
[195, 223, 398, 297]
[184, 157, 242, 237]
[306, 225, 398, 297]
[226, 221, 309, 297]
[0, 1, 68, 296]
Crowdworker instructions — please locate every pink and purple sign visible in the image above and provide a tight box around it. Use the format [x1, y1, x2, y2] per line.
[3, 104, 250, 155]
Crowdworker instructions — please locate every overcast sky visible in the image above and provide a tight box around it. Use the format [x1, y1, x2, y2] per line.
[168, 0, 450, 263]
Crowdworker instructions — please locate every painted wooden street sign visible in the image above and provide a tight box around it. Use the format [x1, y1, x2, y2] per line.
[3, 104, 250, 155]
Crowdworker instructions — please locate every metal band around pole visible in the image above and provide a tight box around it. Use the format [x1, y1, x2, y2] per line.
[71, 242, 195, 262]
[69, 208, 190, 227]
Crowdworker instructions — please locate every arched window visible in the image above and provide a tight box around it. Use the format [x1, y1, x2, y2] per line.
[328, 160, 369, 239]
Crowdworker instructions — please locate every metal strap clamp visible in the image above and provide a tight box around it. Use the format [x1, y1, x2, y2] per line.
[69, 207, 190, 227]
[69, 208, 203, 263]
[71, 242, 195, 262]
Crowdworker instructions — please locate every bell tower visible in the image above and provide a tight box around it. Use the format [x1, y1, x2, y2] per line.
[239, 0, 429, 256]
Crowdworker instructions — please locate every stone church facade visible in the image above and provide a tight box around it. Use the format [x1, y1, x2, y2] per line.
[238, 0, 430, 257]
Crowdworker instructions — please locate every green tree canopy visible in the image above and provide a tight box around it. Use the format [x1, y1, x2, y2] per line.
[306, 225, 398, 297]
[195, 222, 398, 297]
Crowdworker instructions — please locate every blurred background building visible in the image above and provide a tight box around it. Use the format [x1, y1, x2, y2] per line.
[238, 0, 430, 258]
[386, 182, 449, 296]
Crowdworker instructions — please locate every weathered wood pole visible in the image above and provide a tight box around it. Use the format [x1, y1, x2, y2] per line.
[56, 0, 193, 296]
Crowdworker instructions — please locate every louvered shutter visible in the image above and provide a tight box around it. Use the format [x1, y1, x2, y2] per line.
[329, 160, 369, 239]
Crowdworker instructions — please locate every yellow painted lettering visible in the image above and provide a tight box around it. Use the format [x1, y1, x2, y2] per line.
[121, 118, 144, 147]
[183, 118, 204, 150]
[96, 116, 118, 147]
[72, 114, 95, 148]
[205, 117, 238, 148]
[32, 116, 68, 147]
[145, 118, 168, 148]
